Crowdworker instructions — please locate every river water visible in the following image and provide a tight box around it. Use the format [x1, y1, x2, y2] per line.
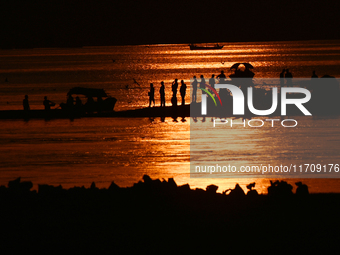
[0, 40, 339, 193]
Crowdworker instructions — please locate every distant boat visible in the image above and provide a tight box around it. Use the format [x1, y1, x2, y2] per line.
[189, 44, 224, 50]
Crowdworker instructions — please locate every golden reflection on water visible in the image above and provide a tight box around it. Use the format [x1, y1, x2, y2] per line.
[0, 116, 339, 194]
[1, 42, 340, 193]
[190, 116, 340, 193]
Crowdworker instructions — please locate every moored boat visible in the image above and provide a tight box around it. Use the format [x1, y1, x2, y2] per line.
[189, 44, 224, 50]
[60, 87, 117, 113]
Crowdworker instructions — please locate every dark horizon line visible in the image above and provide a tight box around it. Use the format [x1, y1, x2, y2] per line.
[2, 37, 340, 50]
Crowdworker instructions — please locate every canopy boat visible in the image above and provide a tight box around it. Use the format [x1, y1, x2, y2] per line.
[189, 43, 224, 50]
[60, 87, 117, 113]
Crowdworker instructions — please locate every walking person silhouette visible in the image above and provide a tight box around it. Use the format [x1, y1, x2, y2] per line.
[148, 83, 155, 107]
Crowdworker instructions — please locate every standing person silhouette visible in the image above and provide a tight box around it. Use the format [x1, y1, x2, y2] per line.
[180, 80, 187, 106]
[209, 74, 216, 90]
[43, 96, 55, 111]
[311, 70, 319, 92]
[200, 75, 206, 94]
[171, 79, 178, 106]
[311, 70, 318, 78]
[148, 83, 155, 107]
[216, 70, 226, 83]
[43, 96, 55, 119]
[191, 76, 198, 103]
[160, 81, 165, 107]
[23, 95, 30, 111]
[285, 69, 293, 87]
[67, 94, 74, 107]
[280, 69, 286, 86]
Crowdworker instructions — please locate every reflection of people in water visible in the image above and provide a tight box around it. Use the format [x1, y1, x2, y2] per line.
[160, 81, 165, 107]
[43, 96, 55, 111]
[180, 80, 187, 106]
[191, 76, 198, 103]
[285, 69, 293, 86]
[23, 95, 30, 111]
[216, 71, 226, 83]
[148, 83, 155, 107]
[280, 69, 286, 86]
[209, 74, 216, 89]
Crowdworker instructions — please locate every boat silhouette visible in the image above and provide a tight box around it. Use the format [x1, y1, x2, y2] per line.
[189, 43, 224, 50]
[60, 87, 117, 113]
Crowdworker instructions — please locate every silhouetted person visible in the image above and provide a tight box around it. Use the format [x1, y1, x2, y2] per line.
[148, 83, 155, 107]
[191, 76, 198, 103]
[268, 180, 293, 197]
[209, 74, 216, 89]
[233, 67, 243, 78]
[180, 80, 187, 106]
[160, 81, 165, 107]
[172, 79, 178, 98]
[43, 96, 55, 111]
[86, 96, 94, 105]
[295, 182, 309, 197]
[171, 79, 178, 106]
[243, 66, 255, 78]
[75, 96, 82, 105]
[85, 96, 94, 113]
[311, 70, 318, 78]
[67, 94, 74, 107]
[285, 69, 293, 86]
[229, 184, 245, 197]
[43, 96, 55, 119]
[97, 96, 103, 104]
[310, 70, 319, 92]
[200, 75, 206, 94]
[216, 70, 226, 83]
[75, 96, 82, 110]
[280, 69, 285, 86]
[246, 182, 258, 197]
[23, 95, 30, 111]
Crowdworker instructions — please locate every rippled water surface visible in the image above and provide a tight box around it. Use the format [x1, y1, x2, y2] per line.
[0, 40, 339, 193]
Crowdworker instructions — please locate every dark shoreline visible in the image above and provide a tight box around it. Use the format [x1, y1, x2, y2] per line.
[0, 105, 191, 120]
[1, 176, 340, 254]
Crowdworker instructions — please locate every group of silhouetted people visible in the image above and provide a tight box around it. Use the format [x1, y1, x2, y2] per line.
[148, 79, 187, 107]
[279, 69, 322, 86]
[191, 71, 228, 103]
[23, 95, 56, 112]
[279, 69, 293, 86]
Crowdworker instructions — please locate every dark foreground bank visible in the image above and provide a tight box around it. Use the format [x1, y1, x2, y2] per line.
[1, 176, 339, 254]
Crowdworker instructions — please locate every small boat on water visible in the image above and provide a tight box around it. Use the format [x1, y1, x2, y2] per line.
[189, 44, 224, 50]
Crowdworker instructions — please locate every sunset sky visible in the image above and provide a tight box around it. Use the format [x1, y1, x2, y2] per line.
[2, 0, 340, 48]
